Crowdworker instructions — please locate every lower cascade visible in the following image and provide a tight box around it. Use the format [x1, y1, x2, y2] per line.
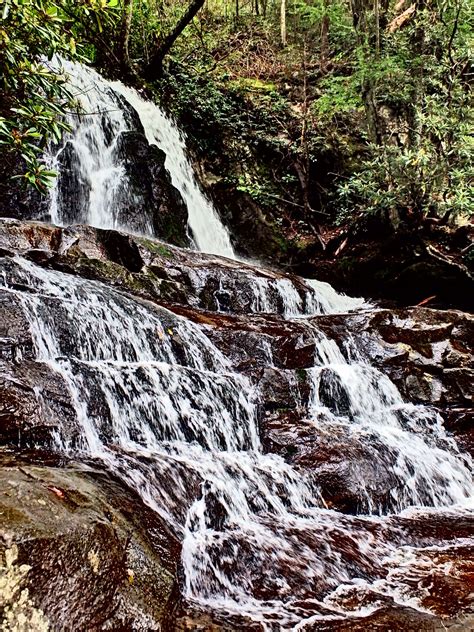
[0, 59, 472, 632]
[1, 229, 472, 629]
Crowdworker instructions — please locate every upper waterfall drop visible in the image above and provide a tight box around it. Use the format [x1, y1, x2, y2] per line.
[109, 81, 236, 259]
[47, 60, 145, 232]
[46, 58, 235, 258]
[43, 59, 366, 315]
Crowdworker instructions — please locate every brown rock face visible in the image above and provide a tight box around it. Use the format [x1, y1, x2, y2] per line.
[0, 455, 180, 631]
[0, 219, 472, 631]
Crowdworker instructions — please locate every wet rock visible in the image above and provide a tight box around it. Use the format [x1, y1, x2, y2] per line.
[0, 219, 317, 319]
[315, 307, 474, 409]
[0, 221, 190, 305]
[170, 600, 265, 631]
[263, 415, 400, 513]
[0, 152, 46, 222]
[257, 367, 308, 412]
[318, 368, 351, 417]
[95, 228, 144, 272]
[0, 292, 35, 362]
[0, 360, 79, 447]
[443, 407, 474, 456]
[54, 141, 90, 225]
[0, 219, 62, 255]
[114, 131, 189, 246]
[0, 454, 180, 631]
[405, 372, 444, 404]
[299, 606, 474, 631]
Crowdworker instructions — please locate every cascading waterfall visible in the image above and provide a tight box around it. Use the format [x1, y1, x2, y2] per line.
[47, 60, 150, 233]
[46, 59, 234, 257]
[11, 58, 470, 628]
[1, 255, 472, 628]
[109, 79, 236, 259]
[46, 58, 365, 316]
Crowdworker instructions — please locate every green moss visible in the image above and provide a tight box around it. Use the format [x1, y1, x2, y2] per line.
[229, 78, 277, 93]
[138, 238, 173, 258]
[295, 368, 306, 383]
[73, 257, 131, 282]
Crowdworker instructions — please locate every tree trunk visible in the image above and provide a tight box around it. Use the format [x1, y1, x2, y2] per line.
[349, 0, 383, 143]
[407, 0, 426, 148]
[374, 0, 380, 57]
[119, 0, 134, 72]
[280, 0, 287, 46]
[144, 0, 205, 80]
[320, 11, 329, 73]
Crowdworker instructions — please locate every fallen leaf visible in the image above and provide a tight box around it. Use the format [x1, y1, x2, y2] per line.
[416, 295, 436, 307]
[48, 486, 65, 498]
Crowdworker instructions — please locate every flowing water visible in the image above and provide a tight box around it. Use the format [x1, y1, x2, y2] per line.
[2, 255, 472, 628]
[7, 59, 472, 628]
[45, 58, 365, 317]
[108, 79, 235, 258]
[47, 59, 234, 257]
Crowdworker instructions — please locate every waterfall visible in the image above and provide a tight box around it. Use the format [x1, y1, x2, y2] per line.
[47, 61, 148, 233]
[109, 80, 236, 259]
[46, 59, 234, 257]
[7, 59, 469, 628]
[1, 255, 471, 629]
[45, 59, 364, 316]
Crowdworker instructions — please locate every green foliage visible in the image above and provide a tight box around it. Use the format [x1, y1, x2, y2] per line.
[235, 172, 278, 205]
[3, 0, 471, 228]
[159, 68, 245, 155]
[313, 75, 363, 119]
[333, 0, 473, 222]
[0, 0, 115, 191]
[290, 0, 353, 50]
[141, 0, 473, 228]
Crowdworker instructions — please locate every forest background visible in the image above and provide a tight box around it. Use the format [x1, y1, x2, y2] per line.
[1, 0, 472, 304]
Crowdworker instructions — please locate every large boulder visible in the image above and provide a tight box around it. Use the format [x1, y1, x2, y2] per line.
[0, 454, 180, 631]
[52, 141, 90, 226]
[0, 153, 46, 222]
[113, 131, 189, 245]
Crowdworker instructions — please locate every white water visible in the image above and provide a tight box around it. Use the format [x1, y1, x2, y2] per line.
[1, 255, 472, 629]
[16, 59, 470, 628]
[109, 80, 236, 258]
[47, 61, 145, 232]
[46, 59, 364, 316]
[47, 59, 233, 256]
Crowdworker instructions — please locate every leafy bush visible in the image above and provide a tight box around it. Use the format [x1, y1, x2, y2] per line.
[0, 0, 116, 191]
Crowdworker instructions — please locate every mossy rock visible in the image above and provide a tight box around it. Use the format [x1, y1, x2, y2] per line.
[0, 454, 180, 631]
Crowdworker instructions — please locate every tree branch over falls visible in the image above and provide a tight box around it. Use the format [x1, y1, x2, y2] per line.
[144, 0, 206, 80]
